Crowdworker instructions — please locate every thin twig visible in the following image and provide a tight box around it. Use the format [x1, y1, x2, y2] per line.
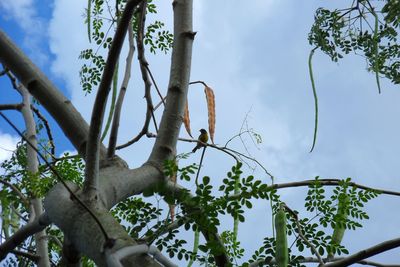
[224, 178, 400, 203]
[115, 2, 158, 151]
[0, 179, 29, 207]
[143, 216, 190, 244]
[323, 237, 400, 267]
[30, 105, 55, 156]
[153, 96, 167, 111]
[145, 64, 165, 107]
[107, 20, 135, 157]
[5, 70, 18, 90]
[136, 0, 158, 133]
[146, 132, 271, 173]
[273, 178, 400, 197]
[189, 80, 208, 87]
[194, 147, 206, 187]
[249, 256, 400, 267]
[0, 103, 23, 111]
[10, 205, 29, 222]
[284, 205, 324, 265]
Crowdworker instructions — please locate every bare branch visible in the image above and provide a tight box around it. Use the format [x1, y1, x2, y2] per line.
[189, 80, 208, 87]
[223, 178, 400, 204]
[143, 216, 190, 244]
[272, 179, 400, 196]
[0, 103, 23, 111]
[153, 96, 167, 111]
[284, 205, 324, 265]
[107, 20, 136, 157]
[30, 105, 56, 156]
[84, 0, 144, 198]
[0, 213, 51, 261]
[151, 132, 274, 178]
[323, 237, 400, 267]
[249, 256, 400, 267]
[5, 69, 18, 89]
[17, 83, 51, 267]
[145, 64, 165, 107]
[115, 2, 158, 151]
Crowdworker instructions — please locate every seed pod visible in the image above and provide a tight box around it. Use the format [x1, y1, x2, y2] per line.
[328, 193, 349, 258]
[275, 205, 288, 267]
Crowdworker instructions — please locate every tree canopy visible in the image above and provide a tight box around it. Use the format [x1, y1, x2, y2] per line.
[1, 0, 400, 266]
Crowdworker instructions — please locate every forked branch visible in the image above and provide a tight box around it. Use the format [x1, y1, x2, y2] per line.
[107, 20, 136, 157]
[84, 0, 144, 197]
[115, 2, 158, 151]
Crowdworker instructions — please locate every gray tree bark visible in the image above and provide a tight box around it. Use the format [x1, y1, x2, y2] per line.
[0, 0, 201, 266]
[18, 84, 50, 267]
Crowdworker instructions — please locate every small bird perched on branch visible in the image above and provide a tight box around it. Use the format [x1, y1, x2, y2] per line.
[192, 129, 208, 153]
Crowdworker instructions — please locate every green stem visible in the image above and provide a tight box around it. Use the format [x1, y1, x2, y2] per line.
[372, 8, 381, 94]
[308, 47, 319, 153]
[233, 175, 239, 242]
[187, 229, 200, 267]
[190, 147, 206, 266]
[101, 61, 119, 141]
[87, 0, 92, 43]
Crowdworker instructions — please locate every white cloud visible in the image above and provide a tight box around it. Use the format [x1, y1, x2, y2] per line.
[0, 132, 19, 163]
[0, 0, 48, 64]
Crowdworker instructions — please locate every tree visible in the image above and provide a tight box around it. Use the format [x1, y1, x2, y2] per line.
[0, 0, 400, 266]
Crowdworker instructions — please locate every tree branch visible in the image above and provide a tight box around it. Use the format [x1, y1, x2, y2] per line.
[323, 237, 400, 267]
[272, 179, 400, 196]
[107, 20, 136, 157]
[159, 180, 230, 267]
[0, 103, 23, 111]
[145, 64, 165, 108]
[84, 0, 144, 198]
[114, 1, 157, 151]
[223, 178, 400, 204]
[106, 244, 178, 267]
[30, 105, 56, 156]
[0, 213, 51, 261]
[284, 205, 324, 265]
[0, 31, 101, 158]
[250, 256, 400, 267]
[146, 0, 195, 166]
[16, 83, 51, 267]
[136, 1, 158, 134]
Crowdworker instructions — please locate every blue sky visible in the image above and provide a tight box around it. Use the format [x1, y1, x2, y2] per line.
[1, 0, 400, 265]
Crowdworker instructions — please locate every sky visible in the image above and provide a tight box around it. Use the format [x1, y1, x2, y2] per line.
[1, 0, 400, 266]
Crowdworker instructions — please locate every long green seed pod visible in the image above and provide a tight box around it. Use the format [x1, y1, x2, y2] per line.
[329, 193, 349, 258]
[86, 0, 91, 43]
[371, 8, 381, 94]
[308, 47, 319, 153]
[275, 205, 288, 267]
[187, 229, 199, 267]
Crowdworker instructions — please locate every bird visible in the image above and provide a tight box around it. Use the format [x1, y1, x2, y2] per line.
[192, 128, 208, 153]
